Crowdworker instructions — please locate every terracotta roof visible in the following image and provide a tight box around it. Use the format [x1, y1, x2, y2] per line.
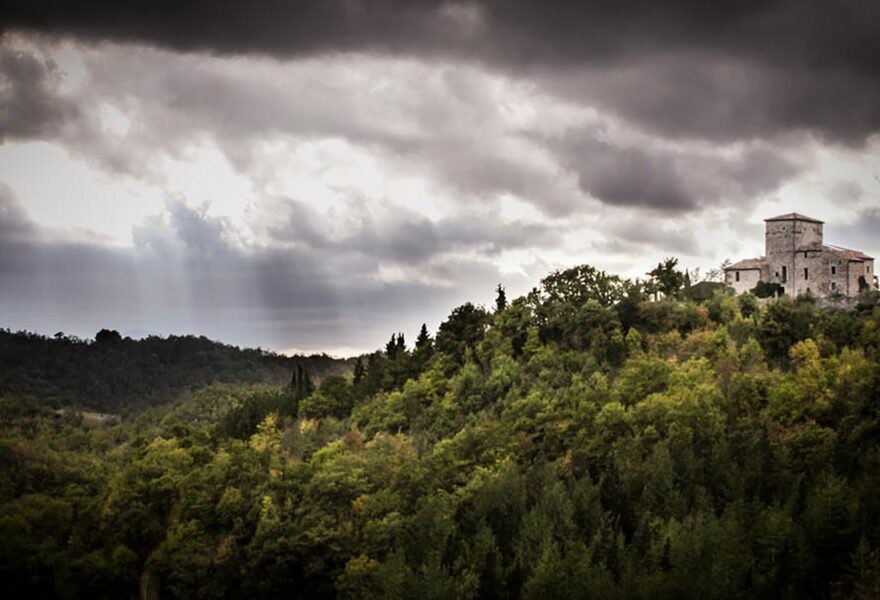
[764, 212, 824, 224]
[824, 244, 874, 261]
[725, 258, 766, 271]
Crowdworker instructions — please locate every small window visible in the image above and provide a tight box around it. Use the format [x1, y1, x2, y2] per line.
[831, 282, 837, 291]
[782, 266, 787, 282]
[804, 268, 809, 280]
[831, 265, 836, 276]
[735, 272, 740, 282]
[804, 252, 808, 258]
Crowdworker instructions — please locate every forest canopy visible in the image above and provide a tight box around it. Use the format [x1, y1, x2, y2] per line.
[0, 330, 353, 413]
[2, 263, 880, 598]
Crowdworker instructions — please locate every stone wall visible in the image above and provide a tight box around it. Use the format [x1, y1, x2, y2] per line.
[791, 250, 827, 296]
[848, 260, 868, 295]
[765, 218, 827, 296]
[818, 251, 847, 296]
[794, 221, 823, 251]
[725, 268, 761, 294]
[763, 218, 823, 255]
[765, 221, 795, 292]
[765, 220, 795, 257]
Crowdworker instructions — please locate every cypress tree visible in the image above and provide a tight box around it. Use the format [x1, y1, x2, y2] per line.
[289, 363, 314, 400]
[495, 283, 508, 312]
[385, 334, 398, 359]
[415, 323, 431, 351]
[353, 356, 365, 386]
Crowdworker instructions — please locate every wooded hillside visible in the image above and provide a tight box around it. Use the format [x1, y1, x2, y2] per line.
[2, 264, 880, 598]
[0, 329, 353, 412]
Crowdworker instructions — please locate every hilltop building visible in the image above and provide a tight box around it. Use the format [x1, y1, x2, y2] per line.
[724, 213, 875, 298]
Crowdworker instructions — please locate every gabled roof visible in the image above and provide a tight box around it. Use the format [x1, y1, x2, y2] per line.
[824, 244, 874, 261]
[764, 212, 824, 224]
[725, 258, 766, 271]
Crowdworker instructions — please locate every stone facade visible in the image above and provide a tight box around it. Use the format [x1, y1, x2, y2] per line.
[724, 213, 876, 298]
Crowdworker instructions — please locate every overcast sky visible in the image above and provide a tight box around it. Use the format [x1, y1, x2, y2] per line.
[1, 1, 879, 355]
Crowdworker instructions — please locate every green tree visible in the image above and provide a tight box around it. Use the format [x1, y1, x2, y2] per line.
[299, 375, 355, 419]
[648, 257, 686, 299]
[435, 303, 490, 365]
[757, 297, 820, 364]
[535, 264, 626, 309]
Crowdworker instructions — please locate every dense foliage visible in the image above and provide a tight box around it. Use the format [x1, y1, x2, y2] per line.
[2, 266, 880, 598]
[0, 330, 353, 412]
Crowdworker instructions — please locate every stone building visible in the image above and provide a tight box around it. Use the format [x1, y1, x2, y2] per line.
[724, 213, 875, 299]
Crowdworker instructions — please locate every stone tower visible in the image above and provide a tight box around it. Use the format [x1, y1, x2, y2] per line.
[764, 213, 824, 295]
[725, 212, 874, 298]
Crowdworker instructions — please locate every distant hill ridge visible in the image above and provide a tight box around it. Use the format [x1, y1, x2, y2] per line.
[0, 328, 354, 412]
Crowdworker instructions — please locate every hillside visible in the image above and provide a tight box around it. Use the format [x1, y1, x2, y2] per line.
[0, 329, 354, 413]
[1, 264, 880, 598]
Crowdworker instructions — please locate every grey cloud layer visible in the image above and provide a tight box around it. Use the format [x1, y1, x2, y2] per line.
[3, 1, 880, 143]
[0, 40, 804, 217]
[0, 191, 528, 350]
[826, 207, 880, 262]
[552, 132, 798, 212]
[0, 44, 77, 142]
[269, 197, 560, 263]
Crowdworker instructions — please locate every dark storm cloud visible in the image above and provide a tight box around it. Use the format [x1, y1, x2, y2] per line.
[3, 1, 878, 73]
[0, 43, 77, 141]
[0, 1, 463, 59]
[3, 1, 880, 143]
[550, 130, 797, 211]
[543, 55, 880, 145]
